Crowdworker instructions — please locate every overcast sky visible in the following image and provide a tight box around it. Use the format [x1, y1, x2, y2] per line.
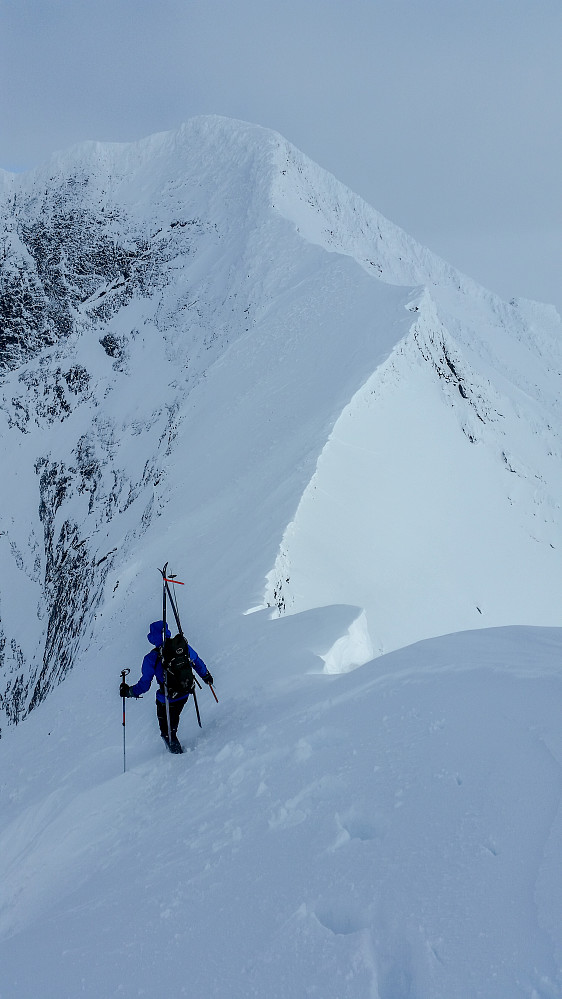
[1, 0, 560, 312]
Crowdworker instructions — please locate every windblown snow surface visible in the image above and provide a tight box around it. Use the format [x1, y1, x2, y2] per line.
[0, 117, 561, 998]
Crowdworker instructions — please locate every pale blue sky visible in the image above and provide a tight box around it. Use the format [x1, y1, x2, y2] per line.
[1, 0, 560, 311]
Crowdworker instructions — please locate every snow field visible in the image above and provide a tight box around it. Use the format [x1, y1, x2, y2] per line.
[1, 620, 561, 998]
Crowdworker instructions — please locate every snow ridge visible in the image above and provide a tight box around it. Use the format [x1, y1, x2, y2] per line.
[0, 116, 561, 999]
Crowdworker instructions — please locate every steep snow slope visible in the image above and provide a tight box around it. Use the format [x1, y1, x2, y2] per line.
[263, 143, 562, 659]
[264, 286, 562, 660]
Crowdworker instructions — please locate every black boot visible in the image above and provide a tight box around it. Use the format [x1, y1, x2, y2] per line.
[169, 733, 183, 754]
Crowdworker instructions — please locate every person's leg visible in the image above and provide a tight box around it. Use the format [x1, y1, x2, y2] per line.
[157, 697, 188, 752]
[170, 697, 187, 737]
[156, 698, 169, 738]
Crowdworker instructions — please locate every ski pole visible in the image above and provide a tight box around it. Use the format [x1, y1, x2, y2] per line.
[209, 683, 219, 704]
[121, 668, 131, 773]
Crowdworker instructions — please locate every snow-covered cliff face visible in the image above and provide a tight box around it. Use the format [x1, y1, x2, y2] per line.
[0, 116, 560, 729]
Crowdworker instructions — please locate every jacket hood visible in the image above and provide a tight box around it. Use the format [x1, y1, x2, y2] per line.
[147, 620, 171, 645]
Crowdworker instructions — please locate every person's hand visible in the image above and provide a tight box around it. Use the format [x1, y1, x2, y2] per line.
[120, 681, 131, 697]
[203, 672, 214, 686]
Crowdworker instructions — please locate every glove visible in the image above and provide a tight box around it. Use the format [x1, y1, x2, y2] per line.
[120, 681, 132, 697]
[203, 672, 214, 686]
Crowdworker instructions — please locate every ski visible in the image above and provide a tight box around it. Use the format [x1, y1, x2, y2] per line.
[158, 563, 203, 730]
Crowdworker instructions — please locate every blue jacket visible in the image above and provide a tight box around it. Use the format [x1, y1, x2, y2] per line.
[130, 621, 210, 703]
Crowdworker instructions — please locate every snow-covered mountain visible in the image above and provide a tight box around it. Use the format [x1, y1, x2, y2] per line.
[0, 117, 561, 998]
[1, 115, 560, 724]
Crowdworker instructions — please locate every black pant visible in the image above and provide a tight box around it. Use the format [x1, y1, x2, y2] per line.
[156, 696, 188, 738]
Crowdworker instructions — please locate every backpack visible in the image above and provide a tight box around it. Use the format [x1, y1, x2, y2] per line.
[160, 634, 195, 699]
